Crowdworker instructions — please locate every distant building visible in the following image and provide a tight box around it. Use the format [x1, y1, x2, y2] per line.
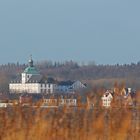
[57, 80, 86, 93]
[9, 57, 87, 94]
[102, 88, 136, 108]
[101, 90, 113, 108]
[9, 56, 57, 94]
[123, 88, 136, 106]
[43, 94, 77, 107]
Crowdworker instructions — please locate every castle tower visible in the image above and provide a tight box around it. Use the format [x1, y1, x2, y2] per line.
[22, 56, 39, 83]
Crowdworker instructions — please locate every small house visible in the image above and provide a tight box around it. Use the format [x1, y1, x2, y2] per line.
[101, 90, 113, 108]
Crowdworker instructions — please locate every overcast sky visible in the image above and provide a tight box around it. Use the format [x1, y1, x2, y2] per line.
[0, 0, 140, 64]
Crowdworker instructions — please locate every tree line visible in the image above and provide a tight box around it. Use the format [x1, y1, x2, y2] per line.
[1, 60, 140, 92]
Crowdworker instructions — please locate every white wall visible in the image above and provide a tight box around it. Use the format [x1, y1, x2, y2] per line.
[102, 93, 113, 107]
[9, 83, 57, 94]
[10, 83, 40, 93]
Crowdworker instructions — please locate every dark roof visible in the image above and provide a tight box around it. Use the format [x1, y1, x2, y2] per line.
[11, 74, 57, 84]
[28, 75, 43, 83]
[47, 77, 56, 84]
[11, 76, 21, 83]
[58, 80, 74, 86]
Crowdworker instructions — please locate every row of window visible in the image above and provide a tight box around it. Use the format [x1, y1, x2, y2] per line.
[41, 89, 52, 93]
[44, 99, 77, 105]
[102, 99, 111, 102]
[103, 103, 111, 106]
[40, 84, 54, 88]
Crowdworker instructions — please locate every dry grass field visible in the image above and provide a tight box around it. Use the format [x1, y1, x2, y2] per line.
[0, 86, 140, 140]
[0, 105, 140, 140]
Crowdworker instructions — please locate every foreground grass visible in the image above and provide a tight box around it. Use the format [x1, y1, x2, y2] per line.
[0, 106, 140, 140]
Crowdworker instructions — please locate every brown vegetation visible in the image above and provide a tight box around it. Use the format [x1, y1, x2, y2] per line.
[0, 61, 140, 139]
[0, 85, 140, 140]
[0, 102, 139, 140]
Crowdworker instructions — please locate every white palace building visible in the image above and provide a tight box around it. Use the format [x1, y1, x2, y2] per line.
[9, 57, 57, 94]
[9, 57, 86, 94]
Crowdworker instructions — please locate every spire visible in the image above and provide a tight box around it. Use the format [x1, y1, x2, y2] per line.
[28, 55, 33, 67]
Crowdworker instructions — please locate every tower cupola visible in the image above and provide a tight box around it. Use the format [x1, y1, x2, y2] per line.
[29, 55, 33, 67]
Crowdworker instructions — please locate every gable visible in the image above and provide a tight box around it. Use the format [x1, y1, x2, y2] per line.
[72, 81, 86, 88]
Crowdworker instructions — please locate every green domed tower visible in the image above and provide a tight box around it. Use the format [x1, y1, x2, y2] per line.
[22, 56, 40, 83]
[24, 56, 39, 75]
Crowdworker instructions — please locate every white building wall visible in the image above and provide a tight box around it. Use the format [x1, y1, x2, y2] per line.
[9, 83, 40, 93]
[9, 83, 57, 94]
[43, 99, 77, 106]
[102, 93, 113, 108]
[40, 84, 57, 94]
[21, 73, 33, 84]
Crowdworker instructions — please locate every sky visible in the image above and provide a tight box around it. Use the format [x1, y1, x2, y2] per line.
[0, 0, 140, 64]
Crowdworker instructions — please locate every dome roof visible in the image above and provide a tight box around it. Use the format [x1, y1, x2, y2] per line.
[24, 66, 39, 75]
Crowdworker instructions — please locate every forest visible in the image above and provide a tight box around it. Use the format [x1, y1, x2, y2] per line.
[0, 60, 140, 92]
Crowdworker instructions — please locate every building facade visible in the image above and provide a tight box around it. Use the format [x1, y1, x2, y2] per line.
[43, 98, 77, 107]
[9, 57, 57, 94]
[101, 90, 113, 108]
[9, 57, 87, 94]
